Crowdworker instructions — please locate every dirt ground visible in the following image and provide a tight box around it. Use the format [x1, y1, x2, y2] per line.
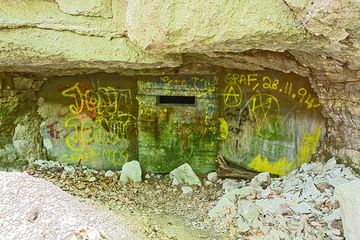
[24, 166, 228, 240]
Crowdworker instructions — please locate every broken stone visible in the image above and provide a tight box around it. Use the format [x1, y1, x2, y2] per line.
[88, 177, 96, 182]
[204, 180, 213, 186]
[208, 196, 236, 219]
[335, 180, 360, 240]
[323, 157, 337, 171]
[207, 172, 218, 182]
[170, 163, 201, 186]
[221, 186, 260, 203]
[237, 200, 260, 224]
[64, 165, 76, 175]
[250, 172, 271, 189]
[255, 197, 288, 215]
[104, 170, 114, 178]
[290, 202, 320, 215]
[222, 179, 244, 193]
[315, 182, 333, 193]
[236, 217, 250, 233]
[181, 186, 193, 196]
[119, 160, 142, 183]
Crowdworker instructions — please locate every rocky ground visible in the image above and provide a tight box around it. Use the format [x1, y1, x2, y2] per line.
[1, 157, 358, 240]
[0, 171, 140, 240]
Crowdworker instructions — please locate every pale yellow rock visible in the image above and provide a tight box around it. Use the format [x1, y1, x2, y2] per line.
[0, 0, 120, 37]
[0, 28, 181, 70]
[126, 0, 305, 53]
[55, 0, 113, 18]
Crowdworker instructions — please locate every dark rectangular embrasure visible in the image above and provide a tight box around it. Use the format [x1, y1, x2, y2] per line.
[158, 95, 195, 105]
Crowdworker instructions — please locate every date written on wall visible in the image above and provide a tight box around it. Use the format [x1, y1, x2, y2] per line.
[224, 73, 320, 109]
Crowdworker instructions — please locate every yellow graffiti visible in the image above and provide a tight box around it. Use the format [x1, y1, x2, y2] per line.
[218, 118, 228, 140]
[62, 83, 135, 166]
[246, 126, 322, 176]
[223, 73, 321, 110]
[223, 83, 242, 108]
[248, 93, 280, 138]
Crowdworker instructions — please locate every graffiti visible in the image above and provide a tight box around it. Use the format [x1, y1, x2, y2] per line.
[219, 72, 324, 175]
[61, 83, 136, 166]
[223, 73, 321, 109]
[245, 126, 322, 176]
[248, 93, 280, 138]
[46, 122, 60, 139]
[205, 103, 216, 124]
[218, 118, 228, 140]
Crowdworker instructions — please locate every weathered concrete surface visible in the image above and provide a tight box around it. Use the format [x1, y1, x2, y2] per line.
[335, 180, 360, 240]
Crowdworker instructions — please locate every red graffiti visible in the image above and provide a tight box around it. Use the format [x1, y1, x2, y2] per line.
[47, 122, 60, 139]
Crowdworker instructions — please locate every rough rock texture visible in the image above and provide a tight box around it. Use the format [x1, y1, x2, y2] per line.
[125, 0, 360, 171]
[170, 163, 202, 186]
[126, 0, 304, 52]
[0, 171, 139, 240]
[209, 159, 359, 239]
[0, 1, 359, 171]
[335, 180, 360, 240]
[0, 0, 180, 73]
[55, 0, 113, 18]
[119, 160, 142, 183]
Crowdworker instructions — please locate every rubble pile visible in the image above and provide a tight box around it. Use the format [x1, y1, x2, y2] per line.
[208, 158, 360, 239]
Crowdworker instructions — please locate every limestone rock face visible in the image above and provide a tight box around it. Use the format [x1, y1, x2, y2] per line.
[0, 0, 181, 73]
[55, 0, 113, 18]
[126, 0, 304, 53]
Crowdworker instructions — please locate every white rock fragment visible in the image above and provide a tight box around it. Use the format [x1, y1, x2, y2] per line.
[222, 179, 243, 193]
[255, 198, 288, 215]
[170, 163, 201, 186]
[237, 200, 260, 224]
[208, 159, 360, 238]
[119, 160, 142, 183]
[323, 157, 337, 171]
[88, 176, 96, 182]
[207, 172, 218, 182]
[236, 217, 250, 233]
[250, 172, 271, 189]
[144, 173, 151, 179]
[204, 180, 213, 186]
[181, 186, 193, 196]
[208, 196, 236, 219]
[335, 180, 360, 240]
[104, 170, 114, 178]
[64, 165, 75, 175]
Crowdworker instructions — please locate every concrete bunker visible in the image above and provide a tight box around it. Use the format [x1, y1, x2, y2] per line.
[33, 70, 324, 176]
